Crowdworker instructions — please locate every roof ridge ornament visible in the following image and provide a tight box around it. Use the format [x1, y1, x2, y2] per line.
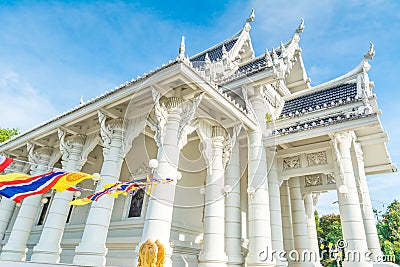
[265, 47, 273, 66]
[178, 36, 185, 60]
[295, 18, 305, 34]
[364, 41, 375, 60]
[246, 8, 255, 23]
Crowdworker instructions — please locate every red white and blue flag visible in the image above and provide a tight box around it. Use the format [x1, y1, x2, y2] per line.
[0, 156, 13, 173]
[0, 171, 68, 202]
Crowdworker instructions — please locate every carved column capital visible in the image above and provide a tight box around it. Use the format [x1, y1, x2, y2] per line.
[98, 110, 124, 157]
[58, 128, 87, 166]
[27, 144, 55, 173]
[332, 131, 354, 149]
[312, 193, 320, 206]
[353, 141, 364, 161]
[222, 124, 242, 169]
[76, 132, 100, 170]
[148, 88, 203, 150]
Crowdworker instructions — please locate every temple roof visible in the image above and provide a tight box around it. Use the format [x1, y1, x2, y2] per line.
[190, 36, 239, 63]
[280, 83, 358, 118]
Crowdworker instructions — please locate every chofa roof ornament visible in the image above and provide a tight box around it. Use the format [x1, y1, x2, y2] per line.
[296, 18, 305, 34]
[246, 8, 255, 23]
[364, 41, 375, 60]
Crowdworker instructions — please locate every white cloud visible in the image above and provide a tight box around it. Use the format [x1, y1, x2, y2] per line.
[0, 68, 59, 132]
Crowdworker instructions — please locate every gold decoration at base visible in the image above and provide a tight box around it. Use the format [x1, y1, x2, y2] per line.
[155, 239, 165, 267]
[137, 239, 158, 267]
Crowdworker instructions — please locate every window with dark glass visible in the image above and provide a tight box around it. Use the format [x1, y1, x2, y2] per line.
[128, 189, 145, 218]
[37, 197, 51, 225]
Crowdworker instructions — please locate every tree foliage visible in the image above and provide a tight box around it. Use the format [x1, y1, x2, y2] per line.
[377, 199, 400, 264]
[316, 212, 343, 267]
[0, 128, 19, 143]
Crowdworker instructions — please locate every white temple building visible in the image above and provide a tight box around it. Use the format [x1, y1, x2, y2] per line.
[0, 11, 398, 267]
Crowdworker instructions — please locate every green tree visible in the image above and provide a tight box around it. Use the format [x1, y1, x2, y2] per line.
[316, 212, 343, 267]
[377, 200, 400, 264]
[0, 128, 19, 143]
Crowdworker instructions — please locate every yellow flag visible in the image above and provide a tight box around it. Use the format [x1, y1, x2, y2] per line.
[52, 172, 94, 192]
[69, 198, 92, 206]
[0, 173, 30, 182]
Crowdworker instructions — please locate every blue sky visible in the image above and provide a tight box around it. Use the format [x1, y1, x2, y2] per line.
[0, 0, 399, 214]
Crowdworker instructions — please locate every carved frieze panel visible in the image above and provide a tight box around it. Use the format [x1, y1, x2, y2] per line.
[307, 151, 327, 167]
[283, 155, 300, 170]
[305, 174, 323, 187]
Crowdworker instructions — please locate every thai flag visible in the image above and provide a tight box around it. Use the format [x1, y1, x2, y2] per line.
[0, 171, 67, 202]
[0, 156, 13, 173]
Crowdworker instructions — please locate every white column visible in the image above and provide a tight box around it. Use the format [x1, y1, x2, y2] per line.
[280, 180, 294, 253]
[139, 110, 181, 267]
[73, 119, 124, 266]
[268, 156, 286, 267]
[0, 160, 27, 242]
[224, 141, 244, 267]
[198, 126, 228, 267]
[245, 93, 274, 267]
[31, 134, 86, 263]
[137, 92, 202, 267]
[0, 146, 53, 261]
[333, 132, 372, 267]
[304, 194, 321, 266]
[353, 141, 382, 260]
[289, 177, 312, 267]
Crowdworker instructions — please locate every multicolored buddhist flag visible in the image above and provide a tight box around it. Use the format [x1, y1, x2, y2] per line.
[0, 171, 68, 202]
[0, 156, 13, 172]
[69, 178, 174, 206]
[52, 172, 95, 192]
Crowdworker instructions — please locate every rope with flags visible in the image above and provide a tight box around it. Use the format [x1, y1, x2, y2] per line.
[69, 177, 173, 206]
[0, 155, 174, 204]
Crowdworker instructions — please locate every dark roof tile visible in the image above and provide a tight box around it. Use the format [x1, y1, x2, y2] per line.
[280, 83, 357, 118]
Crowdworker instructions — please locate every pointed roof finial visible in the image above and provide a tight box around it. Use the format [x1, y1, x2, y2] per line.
[296, 18, 305, 34]
[271, 47, 278, 63]
[265, 47, 272, 66]
[80, 96, 84, 105]
[178, 36, 185, 60]
[280, 41, 287, 55]
[364, 41, 375, 60]
[247, 8, 255, 23]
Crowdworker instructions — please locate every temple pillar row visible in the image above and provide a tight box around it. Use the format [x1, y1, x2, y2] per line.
[73, 117, 125, 266]
[31, 133, 87, 263]
[280, 180, 295, 254]
[304, 194, 321, 266]
[225, 139, 244, 267]
[245, 92, 274, 267]
[268, 154, 286, 267]
[198, 126, 228, 267]
[332, 132, 373, 267]
[137, 91, 203, 267]
[352, 141, 382, 260]
[0, 145, 56, 261]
